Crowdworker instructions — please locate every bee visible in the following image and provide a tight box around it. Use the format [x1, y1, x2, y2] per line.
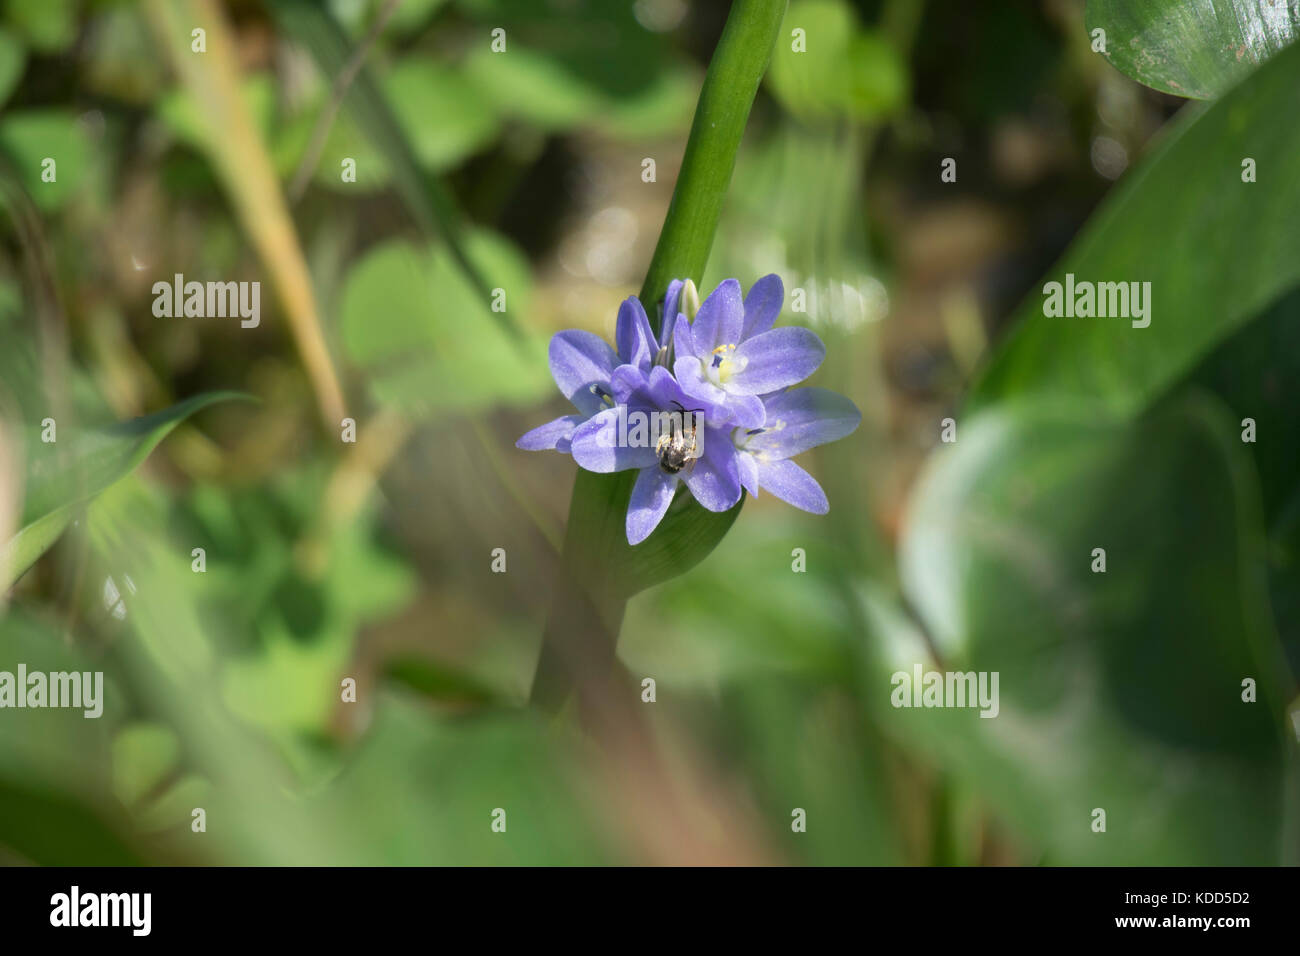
[656, 400, 703, 474]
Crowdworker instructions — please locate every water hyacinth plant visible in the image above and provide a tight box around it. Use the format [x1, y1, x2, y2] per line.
[526, 0, 792, 713]
[518, 276, 860, 544]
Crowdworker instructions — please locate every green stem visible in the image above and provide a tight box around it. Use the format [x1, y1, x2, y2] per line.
[531, 0, 787, 713]
[640, 0, 789, 329]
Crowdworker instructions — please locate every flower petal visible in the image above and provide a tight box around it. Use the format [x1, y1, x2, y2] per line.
[615, 296, 657, 370]
[742, 273, 784, 340]
[746, 387, 861, 458]
[682, 427, 742, 512]
[689, 278, 743, 355]
[661, 279, 683, 349]
[673, 355, 724, 401]
[610, 363, 652, 407]
[626, 467, 678, 545]
[723, 393, 766, 429]
[673, 311, 695, 363]
[736, 446, 760, 498]
[727, 326, 826, 395]
[549, 330, 618, 415]
[569, 408, 658, 473]
[516, 413, 584, 451]
[756, 458, 828, 514]
[644, 365, 697, 412]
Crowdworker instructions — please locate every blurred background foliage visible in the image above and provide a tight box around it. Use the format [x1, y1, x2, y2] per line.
[0, 0, 1296, 865]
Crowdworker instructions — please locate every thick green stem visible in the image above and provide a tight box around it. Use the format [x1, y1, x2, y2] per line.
[640, 0, 789, 329]
[531, 0, 787, 713]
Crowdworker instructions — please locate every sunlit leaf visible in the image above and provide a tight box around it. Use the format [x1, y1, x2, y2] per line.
[1086, 0, 1299, 99]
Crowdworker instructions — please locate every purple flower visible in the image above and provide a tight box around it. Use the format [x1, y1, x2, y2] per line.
[569, 365, 741, 544]
[730, 387, 861, 514]
[516, 274, 860, 545]
[673, 275, 825, 429]
[515, 296, 661, 453]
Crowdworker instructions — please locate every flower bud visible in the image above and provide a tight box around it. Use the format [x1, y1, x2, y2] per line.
[680, 278, 701, 321]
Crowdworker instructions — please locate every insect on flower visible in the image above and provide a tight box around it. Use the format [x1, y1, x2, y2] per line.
[655, 400, 704, 474]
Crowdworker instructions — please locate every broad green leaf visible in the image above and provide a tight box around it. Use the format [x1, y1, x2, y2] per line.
[1, 392, 248, 590]
[1086, 0, 1300, 99]
[889, 398, 1291, 864]
[338, 235, 548, 415]
[973, 39, 1300, 418]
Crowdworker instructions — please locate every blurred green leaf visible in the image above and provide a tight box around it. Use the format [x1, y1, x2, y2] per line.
[767, 0, 907, 122]
[1086, 0, 1299, 99]
[111, 722, 180, 809]
[568, 468, 745, 603]
[2, 0, 75, 54]
[268, 0, 522, 344]
[602, 67, 700, 140]
[455, 0, 670, 100]
[0, 608, 140, 864]
[1, 392, 248, 591]
[299, 58, 501, 187]
[974, 39, 1300, 418]
[158, 74, 277, 155]
[382, 655, 500, 707]
[1178, 288, 1300, 674]
[0, 27, 23, 106]
[0, 110, 90, 211]
[381, 57, 500, 170]
[339, 235, 548, 415]
[463, 45, 600, 130]
[888, 398, 1290, 864]
[721, 677, 905, 865]
[622, 512, 852, 684]
[312, 692, 613, 864]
